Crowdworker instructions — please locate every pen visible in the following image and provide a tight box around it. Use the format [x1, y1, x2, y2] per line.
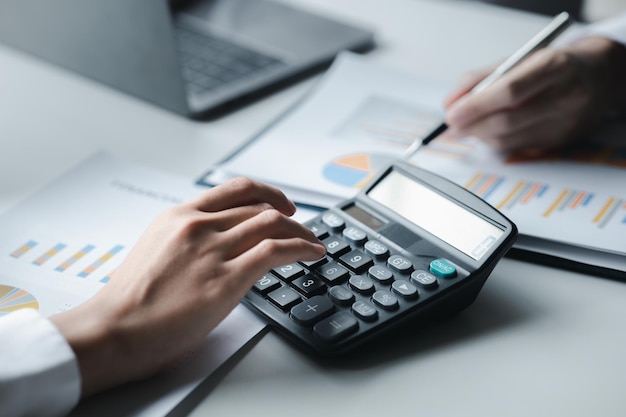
[402, 11, 573, 160]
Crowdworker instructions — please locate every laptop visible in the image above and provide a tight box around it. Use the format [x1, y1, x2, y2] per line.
[0, 0, 374, 119]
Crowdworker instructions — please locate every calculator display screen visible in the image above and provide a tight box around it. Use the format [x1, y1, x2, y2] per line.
[367, 170, 504, 260]
[343, 204, 386, 230]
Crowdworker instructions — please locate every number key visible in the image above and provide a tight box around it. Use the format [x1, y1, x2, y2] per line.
[339, 249, 373, 274]
[271, 263, 305, 282]
[253, 274, 281, 295]
[317, 261, 350, 285]
[323, 236, 350, 258]
[300, 256, 328, 269]
[292, 275, 326, 296]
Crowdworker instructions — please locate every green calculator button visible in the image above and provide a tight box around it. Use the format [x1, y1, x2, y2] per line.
[429, 259, 457, 279]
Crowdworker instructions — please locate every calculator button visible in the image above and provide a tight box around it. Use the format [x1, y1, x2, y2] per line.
[290, 295, 335, 326]
[411, 270, 439, 289]
[349, 275, 375, 294]
[429, 258, 457, 279]
[271, 263, 305, 282]
[342, 226, 368, 245]
[309, 224, 329, 240]
[391, 280, 419, 299]
[352, 300, 378, 322]
[267, 287, 301, 311]
[313, 312, 359, 342]
[292, 274, 326, 296]
[253, 274, 281, 295]
[368, 265, 394, 284]
[328, 286, 355, 306]
[387, 255, 414, 274]
[339, 249, 373, 274]
[317, 261, 350, 284]
[323, 236, 351, 258]
[300, 256, 328, 269]
[364, 240, 389, 259]
[322, 212, 345, 231]
[372, 290, 399, 311]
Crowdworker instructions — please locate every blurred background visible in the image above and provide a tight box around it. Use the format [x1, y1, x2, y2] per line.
[467, 0, 626, 22]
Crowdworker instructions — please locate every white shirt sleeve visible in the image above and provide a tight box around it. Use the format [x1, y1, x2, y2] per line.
[554, 13, 626, 48]
[587, 12, 626, 47]
[0, 309, 81, 417]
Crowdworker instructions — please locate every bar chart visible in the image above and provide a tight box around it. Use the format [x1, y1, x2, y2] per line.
[8, 239, 124, 283]
[464, 172, 625, 230]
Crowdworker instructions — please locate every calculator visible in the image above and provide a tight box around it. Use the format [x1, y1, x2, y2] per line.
[243, 161, 518, 355]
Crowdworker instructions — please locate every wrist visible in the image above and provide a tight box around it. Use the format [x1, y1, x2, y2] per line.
[569, 36, 626, 115]
[50, 299, 125, 397]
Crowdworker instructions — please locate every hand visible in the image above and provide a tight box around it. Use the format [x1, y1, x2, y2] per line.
[443, 36, 626, 153]
[51, 177, 326, 396]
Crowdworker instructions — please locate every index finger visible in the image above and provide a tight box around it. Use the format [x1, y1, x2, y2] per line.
[189, 177, 296, 215]
[443, 66, 494, 109]
[445, 49, 564, 128]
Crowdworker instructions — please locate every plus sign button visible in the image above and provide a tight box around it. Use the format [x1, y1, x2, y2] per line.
[290, 295, 335, 325]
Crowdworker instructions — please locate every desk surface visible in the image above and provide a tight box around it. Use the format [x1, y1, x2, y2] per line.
[1, 1, 625, 416]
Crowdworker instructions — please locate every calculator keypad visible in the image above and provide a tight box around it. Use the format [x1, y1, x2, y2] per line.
[246, 212, 465, 352]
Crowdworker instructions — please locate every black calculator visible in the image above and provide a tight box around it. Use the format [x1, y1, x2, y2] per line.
[243, 161, 518, 355]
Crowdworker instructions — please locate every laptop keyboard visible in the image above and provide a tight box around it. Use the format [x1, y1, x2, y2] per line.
[175, 25, 285, 96]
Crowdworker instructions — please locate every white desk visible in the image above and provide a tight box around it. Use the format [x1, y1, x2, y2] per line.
[1, 1, 625, 416]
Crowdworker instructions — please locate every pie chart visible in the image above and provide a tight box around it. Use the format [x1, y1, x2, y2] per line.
[322, 153, 395, 188]
[0, 285, 39, 316]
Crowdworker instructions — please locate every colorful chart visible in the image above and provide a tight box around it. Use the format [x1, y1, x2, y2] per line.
[0, 285, 39, 315]
[78, 245, 124, 278]
[9, 238, 125, 283]
[33, 243, 67, 266]
[10, 240, 37, 259]
[56, 244, 95, 272]
[100, 269, 117, 284]
[322, 153, 395, 188]
[465, 171, 626, 229]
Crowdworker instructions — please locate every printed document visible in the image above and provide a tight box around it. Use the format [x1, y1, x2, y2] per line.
[204, 52, 626, 276]
[0, 152, 266, 416]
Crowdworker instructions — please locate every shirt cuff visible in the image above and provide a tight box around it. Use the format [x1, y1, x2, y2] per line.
[586, 12, 626, 47]
[555, 13, 626, 48]
[0, 308, 81, 417]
